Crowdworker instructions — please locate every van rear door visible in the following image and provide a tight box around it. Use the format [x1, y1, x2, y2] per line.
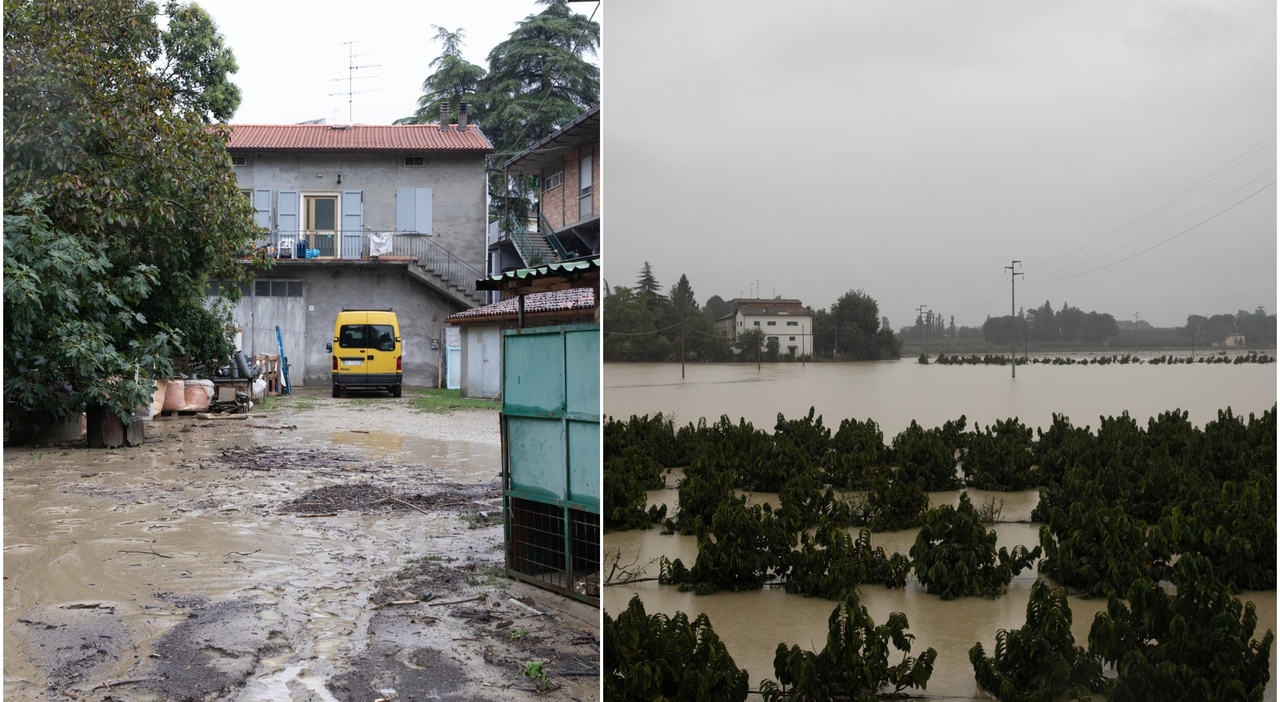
[334, 312, 370, 386]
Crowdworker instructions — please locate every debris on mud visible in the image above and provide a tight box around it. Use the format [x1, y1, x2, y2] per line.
[139, 596, 291, 702]
[280, 481, 502, 515]
[324, 556, 600, 700]
[13, 603, 132, 693]
[201, 446, 379, 474]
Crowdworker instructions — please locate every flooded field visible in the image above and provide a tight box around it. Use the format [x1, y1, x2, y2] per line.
[4, 391, 599, 701]
[604, 359, 1277, 701]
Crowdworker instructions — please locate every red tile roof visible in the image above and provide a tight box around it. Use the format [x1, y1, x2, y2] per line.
[735, 299, 812, 316]
[226, 124, 493, 153]
[445, 289, 596, 323]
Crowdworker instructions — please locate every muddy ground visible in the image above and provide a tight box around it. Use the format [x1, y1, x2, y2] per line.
[4, 390, 600, 701]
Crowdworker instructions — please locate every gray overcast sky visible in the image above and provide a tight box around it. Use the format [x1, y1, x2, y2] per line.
[603, 1, 1276, 329]
[195, 0, 601, 126]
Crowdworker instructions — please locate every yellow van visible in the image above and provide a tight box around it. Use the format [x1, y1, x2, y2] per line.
[327, 309, 403, 398]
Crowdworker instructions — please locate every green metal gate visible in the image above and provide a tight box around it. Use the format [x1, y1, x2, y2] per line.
[501, 323, 599, 604]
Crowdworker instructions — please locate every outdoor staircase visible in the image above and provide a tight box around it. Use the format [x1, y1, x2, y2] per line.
[391, 235, 485, 308]
[507, 214, 575, 267]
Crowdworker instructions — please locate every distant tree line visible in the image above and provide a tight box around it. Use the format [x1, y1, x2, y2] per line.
[603, 262, 901, 362]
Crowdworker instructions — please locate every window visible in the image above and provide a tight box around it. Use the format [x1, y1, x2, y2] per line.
[753, 321, 760, 327]
[767, 321, 776, 326]
[544, 169, 563, 190]
[789, 336, 796, 341]
[240, 189, 252, 200]
[787, 321, 798, 326]
[404, 156, 425, 166]
[305, 196, 337, 231]
[339, 324, 395, 350]
[252, 279, 303, 297]
[231, 155, 248, 166]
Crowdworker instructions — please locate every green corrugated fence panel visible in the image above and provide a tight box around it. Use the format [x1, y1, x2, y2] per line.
[564, 328, 599, 418]
[567, 419, 599, 509]
[502, 324, 598, 513]
[503, 331, 565, 414]
[506, 416, 565, 500]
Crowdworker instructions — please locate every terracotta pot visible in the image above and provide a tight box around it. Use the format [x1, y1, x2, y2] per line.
[163, 379, 187, 411]
[184, 379, 214, 412]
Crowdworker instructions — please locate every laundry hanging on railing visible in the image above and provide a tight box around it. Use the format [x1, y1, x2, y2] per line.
[369, 231, 393, 257]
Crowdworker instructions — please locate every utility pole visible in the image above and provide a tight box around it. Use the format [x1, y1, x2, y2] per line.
[1006, 260, 1023, 378]
[916, 304, 928, 358]
[681, 324, 686, 379]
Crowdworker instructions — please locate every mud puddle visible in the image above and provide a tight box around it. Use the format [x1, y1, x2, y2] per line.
[4, 394, 599, 701]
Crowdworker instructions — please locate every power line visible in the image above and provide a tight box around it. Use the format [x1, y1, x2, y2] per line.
[1027, 179, 1276, 284]
[1025, 131, 1277, 270]
[1033, 167, 1277, 280]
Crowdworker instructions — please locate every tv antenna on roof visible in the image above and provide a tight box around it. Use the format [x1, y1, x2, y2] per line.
[329, 41, 381, 124]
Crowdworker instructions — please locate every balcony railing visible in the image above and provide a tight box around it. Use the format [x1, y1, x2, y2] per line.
[255, 229, 483, 300]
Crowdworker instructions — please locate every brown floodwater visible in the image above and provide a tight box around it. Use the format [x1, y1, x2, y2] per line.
[3, 413, 504, 699]
[603, 360, 1277, 701]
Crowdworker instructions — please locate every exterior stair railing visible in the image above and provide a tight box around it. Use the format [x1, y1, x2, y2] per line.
[538, 213, 575, 261]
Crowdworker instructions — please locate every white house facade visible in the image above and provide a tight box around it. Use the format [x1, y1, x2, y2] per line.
[717, 298, 814, 358]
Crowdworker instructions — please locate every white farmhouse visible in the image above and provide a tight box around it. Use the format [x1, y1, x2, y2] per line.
[716, 298, 814, 358]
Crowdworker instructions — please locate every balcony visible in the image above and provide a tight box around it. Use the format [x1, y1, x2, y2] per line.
[251, 229, 484, 306]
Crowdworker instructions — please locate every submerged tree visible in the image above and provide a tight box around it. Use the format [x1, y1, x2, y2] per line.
[604, 595, 749, 702]
[969, 579, 1103, 702]
[761, 592, 936, 701]
[910, 492, 1040, 600]
[1089, 553, 1274, 701]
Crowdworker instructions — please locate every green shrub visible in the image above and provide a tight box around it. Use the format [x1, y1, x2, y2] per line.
[910, 492, 1040, 600]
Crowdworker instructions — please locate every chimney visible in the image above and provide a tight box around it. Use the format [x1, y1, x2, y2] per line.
[439, 101, 450, 128]
[457, 103, 469, 130]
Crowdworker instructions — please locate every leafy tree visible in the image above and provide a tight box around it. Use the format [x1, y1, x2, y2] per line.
[4, 198, 179, 430]
[891, 420, 961, 491]
[761, 593, 936, 701]
[603, 446, 666, 531]
[703, 294, 734, 323]
[395, 26, 486, 125]
[815, 289, 902, 360]
[1089, 554, 1274, 701]
[4, 0, 263, 432]
[783, 525, 909, 599]
[969, 579, 1104, 702]
[1038, 482, 1151, 598]
[909, 492, 1040, 600]
[154, 1, 241, 122]
[823, 417, 889, 489]
[765, 335, 781, 362]
[736, 327, 765, 362]
[604, 596, 749, 702]
[475, 0, 599, 155]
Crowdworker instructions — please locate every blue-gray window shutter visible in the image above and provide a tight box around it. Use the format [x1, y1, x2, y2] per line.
[253, 189, 271, 229]
[414, 188, 432, 233]
[277, 190, 299, 234]
[396, 188, 414, 232]
[396, 188, 433, 233]
[342, 190, 363, 232]
[341, 190, 364, 259]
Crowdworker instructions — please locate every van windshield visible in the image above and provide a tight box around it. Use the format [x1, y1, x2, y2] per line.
[338, 324, 396, 351]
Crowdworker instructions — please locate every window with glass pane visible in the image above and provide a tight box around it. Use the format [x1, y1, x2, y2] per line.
[338, 324, 368, 348]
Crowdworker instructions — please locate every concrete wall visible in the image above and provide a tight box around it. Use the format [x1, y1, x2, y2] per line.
[220, 262, 466, 388]
[232, 151, 487, 270]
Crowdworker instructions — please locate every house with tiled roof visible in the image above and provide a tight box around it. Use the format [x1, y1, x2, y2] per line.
[219, 105, 493, 389]
[716, 298, 814, 358]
